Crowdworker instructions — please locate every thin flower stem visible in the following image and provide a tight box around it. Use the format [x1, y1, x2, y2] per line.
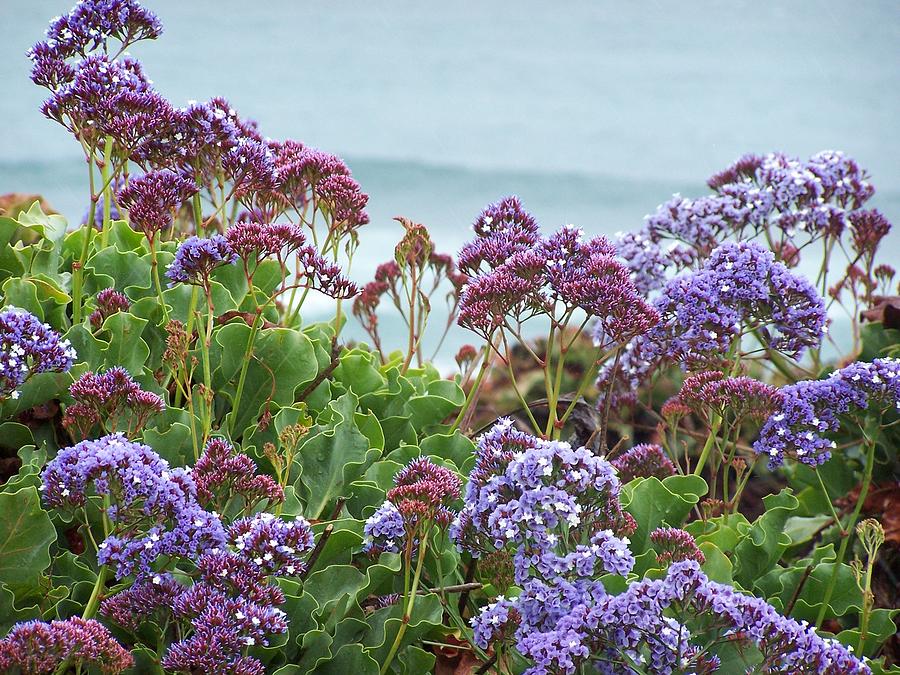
[815, 430, 878, 629]
[450, 345, 491, 433]
[229, 308, 263, 437]
[380, 533, 430, 675]
[99, 136, 114, 248]
[501, 333, 541, 434]
[72, 157, 99, 325]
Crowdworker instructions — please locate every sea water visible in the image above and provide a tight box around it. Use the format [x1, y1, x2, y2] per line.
[1, 0, 897, 360]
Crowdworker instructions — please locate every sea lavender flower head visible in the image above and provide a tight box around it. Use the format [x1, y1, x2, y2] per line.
[650, 527, 706, 566]
[39, 54, 153, 142]
[457, 195, 541, 275]
[38, 0, 162, 60]
[89, 288, 130, 329]
[610, 443, 677, 483]
[229, 512, 315, 577]
[507, 560, 870, 675]
[0, 307, 76, 401]
[62, 366, 164, 439]
[674, 370, 783, 423]
[117, 169, 198, 239]
[224, 221, 307, 272]
[100, 572, 183, 631]
[315, 173, 370, 234]
[597, 241, 826, 408]
[620, 151, 875, 293]
[453, 420, 635, 583]
[163, 581, 285, 674]
[192, 437, 283, 510]
[295, 247, 359, 299]
[849, 209, 892, 258]
[364, 457, 461, 554]
[0, 617, 133, 674]
[41, 433, 225, 579]
[166, 234, 237, 287]
[387, 456, 461, 526]
[754, 357, 900, 467]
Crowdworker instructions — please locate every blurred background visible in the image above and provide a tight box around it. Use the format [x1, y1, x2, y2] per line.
[1, 1, 898, 354]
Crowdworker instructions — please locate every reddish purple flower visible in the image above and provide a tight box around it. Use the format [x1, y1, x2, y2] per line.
[192, 437, 283, 510]
[650, 527, 706, 566]
[89, 288, 130, 329]
[610, 443, 676, 483]
[118, 169, 198, 238]
[63, 366, 164, 439]
[0, 617, 133, 674]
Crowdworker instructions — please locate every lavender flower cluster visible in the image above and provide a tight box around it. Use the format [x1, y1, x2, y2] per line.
[597, 241, 826, 407]
[755, 357, 900, 467]
[457, 423, 867, 673]
[456, 197, 658, 345]
[0, 306, 77, 401]
[536, 561, 866, 675]
[40, 433, 226, 580]
[363, 456, 461, 554]
[671, 370, 783, 423]
[0, 617, 133, 674]
[619, 151, 877, 293]
[62, 366, 164, 439]
[452, 419, 636, 583]
[29, 0, 370, 241]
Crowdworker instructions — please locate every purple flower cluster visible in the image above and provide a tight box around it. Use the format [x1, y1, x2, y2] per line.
[62, 366, 164, 439]
[100, 572, 184, 631]
[363, 457, 461, 554]
[192, 437, 283, 510]
[160, 512, 313, 673]
[89, 288, 130, 329]
[457, 198, 657, 344]
[620, 151, 876, 292]
[755, 357, 900, 467]
[610, 443, 676, 483]
[117, 169, 198, 238]
[597, 241, 826, 407]
[649, 527, 705, 566]
[481, 560, 867, 675]
[0, 617, 133, 674]
[39, 0, 162, 59]
[452, 420, 636, 584]
[165, 234, 238, 287]
[40, 434, 226, 580]
[672, 370, 783, 423]
[0, 306, 77, 401]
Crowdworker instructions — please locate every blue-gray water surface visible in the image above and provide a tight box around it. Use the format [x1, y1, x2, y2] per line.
[1, 1, 898, 358]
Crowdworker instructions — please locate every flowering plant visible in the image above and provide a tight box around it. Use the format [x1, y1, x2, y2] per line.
[0, 1, 897, 674]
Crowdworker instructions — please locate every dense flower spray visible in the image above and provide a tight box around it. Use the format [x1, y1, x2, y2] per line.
[62, 366, 164, 439]
[88, 288, 130, 329]
[454, 422, 869, 673]
[41, 433, 226, 580]
[620, 151, 877, 293]
[755, 357, 900, 467]
[0, 617, 133, 674]
[597, 241, 826, 408]
[0, 307, 76, 402]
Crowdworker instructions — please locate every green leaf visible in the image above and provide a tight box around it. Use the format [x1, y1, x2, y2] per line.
[315, 643, 379, 674]
[0, 488, 57, 599]
[101, 311, 150, 373]
[734, 489, 799, 587]
[295, 392, 381, 519]
[621, 475, 708, 554]
[219, 326, 319, 435]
